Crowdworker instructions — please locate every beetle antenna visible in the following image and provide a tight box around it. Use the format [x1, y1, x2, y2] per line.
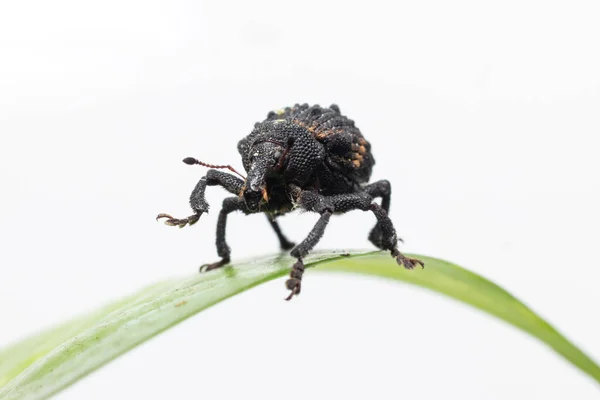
[182, 157, 246, 179]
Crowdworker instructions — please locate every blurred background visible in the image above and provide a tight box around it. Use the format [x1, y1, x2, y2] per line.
[1, 0, 599, 398]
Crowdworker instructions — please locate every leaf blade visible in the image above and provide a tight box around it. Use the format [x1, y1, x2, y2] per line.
[0, 251, 598, 400]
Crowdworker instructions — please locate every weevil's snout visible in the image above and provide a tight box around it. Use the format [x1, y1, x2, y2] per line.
[248, 174, 265, 192]
[246, 157, 268, 193]
[245, 142, 285, 201]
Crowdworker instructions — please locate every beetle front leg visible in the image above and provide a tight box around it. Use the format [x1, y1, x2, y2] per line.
[285, 189, 381, 300]
[284, 187, 423, 300]
[157, 169, 244, 228]
[285, 188, 334, 300]
[286, 210, 332, 300]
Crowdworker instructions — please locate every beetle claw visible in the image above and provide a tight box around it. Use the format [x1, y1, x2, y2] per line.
[392, 249, 424, 270]
[285, 279, 301, 301]
[199, 257, 230, 272]
[156, 213, 173, 221]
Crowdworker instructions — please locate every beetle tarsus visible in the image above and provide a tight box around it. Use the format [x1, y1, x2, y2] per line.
[285, 259, 305, 301]
[199, 257, 230, 272]
[156, 212, 201, 228]
[392, 249, 424, 270]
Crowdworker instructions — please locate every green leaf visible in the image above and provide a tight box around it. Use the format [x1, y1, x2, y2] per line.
[0, 251, 598, 399]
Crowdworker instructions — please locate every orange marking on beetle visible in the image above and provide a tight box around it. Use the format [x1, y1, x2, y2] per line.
[352, 160, 361, 168]
[293, 119, 316, 133]
[316, 128, 344, 140]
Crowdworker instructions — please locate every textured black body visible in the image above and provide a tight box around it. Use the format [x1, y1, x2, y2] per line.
[243, 104, 375, 195]
[157, 104, 423, 300]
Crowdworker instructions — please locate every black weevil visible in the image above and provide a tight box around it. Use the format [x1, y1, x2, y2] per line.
[157, 104, 423, 300]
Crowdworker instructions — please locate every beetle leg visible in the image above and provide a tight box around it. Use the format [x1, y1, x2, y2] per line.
[368, 202, 424, 269]
[284, 186, 423, 300]
[157, 169, 244, 228]
[199, 196, 247, 272]
[285, 187, 334, 300]
[266, 215, 295, 250]
[286, 210, 332, 300]
[362, 180, 393, 248]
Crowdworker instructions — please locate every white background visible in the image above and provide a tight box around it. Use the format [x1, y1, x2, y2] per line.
[1, 0, 600, 399]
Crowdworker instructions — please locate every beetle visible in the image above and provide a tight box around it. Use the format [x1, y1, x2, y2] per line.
[157, 103, 423, 300]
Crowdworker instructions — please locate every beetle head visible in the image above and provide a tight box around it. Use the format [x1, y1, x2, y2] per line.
[238, 120, 323, 201]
